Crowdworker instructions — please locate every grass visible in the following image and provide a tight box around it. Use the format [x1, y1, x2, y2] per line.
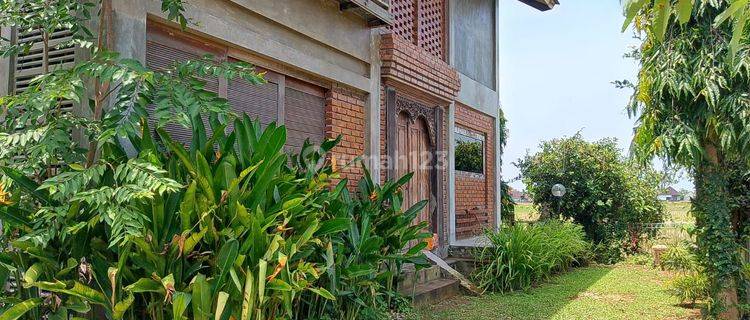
[514, 201, 693, 223]
[514, 203, 538, 222]
[411, 263, 700, 320]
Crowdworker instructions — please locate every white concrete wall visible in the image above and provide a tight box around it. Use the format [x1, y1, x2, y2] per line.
[110, 0, 384, 179]
[447, 0, 503, 242]
[112, 0, 374, 92]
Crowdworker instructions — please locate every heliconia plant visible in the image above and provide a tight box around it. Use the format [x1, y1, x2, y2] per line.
[0, 110, 431, 320]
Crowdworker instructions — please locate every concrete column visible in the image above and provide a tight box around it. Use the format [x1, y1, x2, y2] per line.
[495, 0, 503, 230]
[111, 1, 148, 63]
[110, 1, 149, 157]
[495, 107, 502, 231]
[447, 102, 457, 245]
[367, 30, 383, 183]
[0, 27, 12, 96]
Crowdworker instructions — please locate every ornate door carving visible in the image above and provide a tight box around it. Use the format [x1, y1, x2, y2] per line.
[386, 87, 443, 244]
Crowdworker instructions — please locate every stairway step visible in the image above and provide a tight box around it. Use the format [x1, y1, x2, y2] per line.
[402, 278, 460, 306]
[400, 264, 443, 288]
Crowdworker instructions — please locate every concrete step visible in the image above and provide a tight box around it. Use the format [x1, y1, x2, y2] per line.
[401, 278, 460, 306]
[400, 264, 443, 288]
[444, 257, 477, 277]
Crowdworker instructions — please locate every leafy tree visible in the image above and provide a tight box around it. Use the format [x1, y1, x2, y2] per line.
[622, 0, 749, 56]
[517, 135, 665, 262]
[623, 1, 750, 317]
[497, 108, 516, 225]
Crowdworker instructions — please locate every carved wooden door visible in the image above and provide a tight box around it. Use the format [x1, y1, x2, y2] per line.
[396, 112, 432, 230]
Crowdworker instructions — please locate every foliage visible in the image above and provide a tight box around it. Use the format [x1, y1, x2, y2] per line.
[298, 165, 431, 320]
[454, 139, 483, 174]
[623, 1, 749, 315]
[516, 134, 665, 262]
[661, 244, 700, 272]
[471, 220, 590, 293]
[500, 181, 516, 226]
[0, 2, 431, 320]
[667, 272, 711, 307]
[621, 0, 749, 56]
[497, 109, 515, 225]
[0, 110, 431, 319]
[625, 253, 655, 266]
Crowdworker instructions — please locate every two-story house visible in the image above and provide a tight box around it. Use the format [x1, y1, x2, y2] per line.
[1, 0, 557, 257]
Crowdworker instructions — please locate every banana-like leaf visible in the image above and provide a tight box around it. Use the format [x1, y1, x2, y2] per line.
[212, 239, 239, 295]
[258, 259, 268, 303]
[241, 269, 255, 320]
[113, 294, 134, 320]
[308, 287, 336, 301]
[0, 166, 54, 206]
[173, 292, 192, 320]
[0, 206, 32, 231]
[0, 298, 41, 320]
[124, 278, 164, 294]
[32, 281, 109, 306]
[22, 262, 44, 287]
[191, 274, 212, 320]
[316, 218, 351, 236]
[676, 0, 693, 24]
[214, 291, 228, 320]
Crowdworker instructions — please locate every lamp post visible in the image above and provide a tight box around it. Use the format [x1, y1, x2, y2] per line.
[551, 183, 566, 219]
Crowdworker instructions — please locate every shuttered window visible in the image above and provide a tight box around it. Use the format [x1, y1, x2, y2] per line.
[226, 59, 280, 129]
[284, 82, 325, 153]
[145, 23, 222, 143]
[11, 28, 77, 111]
[145, 23, 326, 150]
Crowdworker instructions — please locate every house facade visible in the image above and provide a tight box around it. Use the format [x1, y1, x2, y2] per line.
[1, 0, 556, 256]
[658, 187, 685, 202]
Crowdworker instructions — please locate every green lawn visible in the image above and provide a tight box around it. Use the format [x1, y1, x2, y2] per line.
[411, 264, 700, 320]
[514, 201, 692, 223]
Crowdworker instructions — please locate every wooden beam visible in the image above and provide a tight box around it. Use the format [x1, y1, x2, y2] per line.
[339, 1, 358, 11]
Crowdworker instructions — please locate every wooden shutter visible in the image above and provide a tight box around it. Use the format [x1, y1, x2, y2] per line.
[226, 62, 280, 129]
[283, 80, 325, 153]
[225, 62, 325, 153]
[145, 24, 222, 143]
[12, 28, 76, 110]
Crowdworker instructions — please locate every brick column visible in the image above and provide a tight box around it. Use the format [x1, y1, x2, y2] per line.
[325, 85, 366, 190]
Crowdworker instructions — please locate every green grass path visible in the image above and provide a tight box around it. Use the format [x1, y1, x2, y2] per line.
[412, 264, 699, 320]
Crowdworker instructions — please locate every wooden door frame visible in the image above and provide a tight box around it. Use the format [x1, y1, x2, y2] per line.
[385, 87, 444, 240]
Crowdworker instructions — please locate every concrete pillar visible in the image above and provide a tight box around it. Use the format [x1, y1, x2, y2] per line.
[111, 1, 148, 63]
[495, 107, 502, 231]
[495, 0, 503, 230]
[367, 30, 382, 183]
[110, 1, 149, 157]
[0, 27, 11, 96]
[447, 102, 456, 245]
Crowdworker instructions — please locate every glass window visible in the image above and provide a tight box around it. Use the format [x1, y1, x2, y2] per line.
[455, 128, 484, 174]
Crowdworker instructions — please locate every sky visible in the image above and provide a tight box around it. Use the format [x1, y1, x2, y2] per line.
[498, 0, 693, 191]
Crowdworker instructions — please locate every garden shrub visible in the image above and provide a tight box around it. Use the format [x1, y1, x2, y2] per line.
[667, 272, 710, 307]
[661, 244, 699, 272]
[471, 220, 590, 293]
[516, 134, 665, 262]
[0, 114, 430, 320]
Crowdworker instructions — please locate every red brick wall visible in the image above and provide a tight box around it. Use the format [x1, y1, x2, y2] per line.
[455, 103, 496, 239]
[326, 85, 366, 189]
[380, 33, 459, 102]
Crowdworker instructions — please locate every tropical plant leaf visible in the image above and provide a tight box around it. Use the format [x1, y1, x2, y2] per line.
[0, 298, 41, 320]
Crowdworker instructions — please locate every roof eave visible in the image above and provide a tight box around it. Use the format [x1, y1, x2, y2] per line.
[517, 0, 559, 11]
